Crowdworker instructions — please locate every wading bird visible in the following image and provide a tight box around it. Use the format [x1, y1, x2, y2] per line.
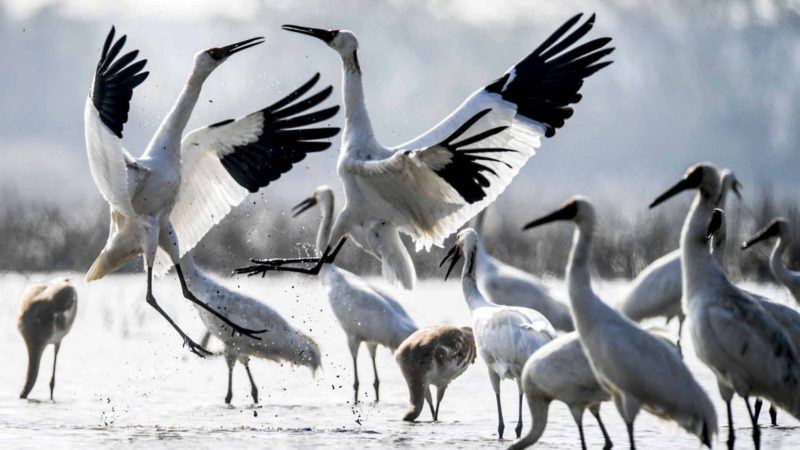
[509, 332, 612, 450]
[743, 217, 800, 304]
[236, 14, 614, 288]
[179, 253, 321, 405]
[83, 27, 339, 355]
[619, 169, 741, 352]
[441, 229, 556, 439]
[472, 209, 573, 331]
[395, 325, 476, 422]
[292, 185, 418, 403]
[650, 163, 800, 450]
[524, 196, 717, 450]
[736, 215, 800, 426]
[18, 278, 77, 401]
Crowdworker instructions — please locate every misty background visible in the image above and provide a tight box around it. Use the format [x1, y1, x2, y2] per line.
[0, 0, 798, 281]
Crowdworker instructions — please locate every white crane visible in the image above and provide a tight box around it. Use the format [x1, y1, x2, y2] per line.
[650, 163, 800, 450]
[736, 214, 800, 426]
[291, 185, 418, 403]
[472, 209, 573, 331]
[619, 169, 741, 352]
[441, 229, 556, 439]
[523, 196, 717, 449]
[743, 217, 800, 304]
[509, 332, 612, 450]
[83, 27, 340, 355]
[236, 14, 614, 289]
[395, 325, 476, 422]
[177, 252, 321, 405]
[18, 278, 78, 400]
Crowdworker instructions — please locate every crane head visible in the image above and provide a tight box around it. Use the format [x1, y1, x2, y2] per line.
[650, 162, 721, 209]
[282, 25, 358, 55]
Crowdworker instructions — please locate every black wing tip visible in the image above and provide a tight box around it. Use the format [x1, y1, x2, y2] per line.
[92, 26, 148, 139]
[487, 12, 613, 136]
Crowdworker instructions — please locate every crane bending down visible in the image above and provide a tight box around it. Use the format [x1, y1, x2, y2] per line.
[523, 196, 718, 450]
[18, 278, 78, 401]
[84, 27, 340, 355]
[441, 229, 556, 440]
[650, 163, 800, 450]
[293, 186, 418, 403]
[235, 14, 614, 288]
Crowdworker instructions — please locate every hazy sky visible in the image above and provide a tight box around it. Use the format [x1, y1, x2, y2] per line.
[1, 0, 798, 210]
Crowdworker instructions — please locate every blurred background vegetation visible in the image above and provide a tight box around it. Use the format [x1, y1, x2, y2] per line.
[2, 184, 797, 284]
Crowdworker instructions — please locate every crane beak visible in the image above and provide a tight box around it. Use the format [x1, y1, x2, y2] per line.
[742, 219, 781, 249]
[649, 172, 702, 209]
[282, 24, 337, 43]
[210, 36, 265, 60]
[523, 201, 578, 231]
[707, 209, 724, 240]
[440, 245, 462, 281]
[291, 196, 318, 217]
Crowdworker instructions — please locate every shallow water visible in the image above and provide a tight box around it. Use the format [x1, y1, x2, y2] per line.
[1, 272, 799, 449]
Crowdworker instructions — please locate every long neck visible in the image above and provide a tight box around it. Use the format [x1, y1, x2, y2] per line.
[681, 193, 719, 291]
[566, 220, 597, 316]
[473, 210, 487, 235]
[151, 68, 209, 152]
[461, 247, 492, 311]
[770, 238, 795, 287]
[341, 52, 378, 147]
[316, 197, 334, 255]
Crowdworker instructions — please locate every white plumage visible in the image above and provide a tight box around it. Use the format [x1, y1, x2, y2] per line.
[650, 163, 800, 449]
[619, 169, 741, 349]
[82, 27, 339, 355]
[296, 185, 418, 403]
[510, 332, 611, 450]
[471, 210, 573, 331]
[180, 253, 321, 405]
[238, 14, 614, 290]
[524, 196, 717, 449]
[442, 229, 556, 440]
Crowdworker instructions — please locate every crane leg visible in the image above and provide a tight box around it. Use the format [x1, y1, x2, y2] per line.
[366, 342, 380, 402]
[425, 386, 434, 420]
[676, 316, 684, 356]
[244, 359, 258, 404]
[224, 351, 235, 404]
[589, 405, 613, 450]
[434, 385, 446, 421]
[159, 222, 265, 340]
[49, 343, 60, 401]
[626, 421, 636, 450]
[348, 337, 361, 404]
[725, 398, 735, 450]
[754, 398, 762, 423]
[489, 371, 504, 439]
[235, 238, 347, 277]
[769, 404, 778, 426]
[145, 265, 211, 357]
[745, 397, 761, 450]
[174, 265, 267, 339]
[515, 380, 524, 438]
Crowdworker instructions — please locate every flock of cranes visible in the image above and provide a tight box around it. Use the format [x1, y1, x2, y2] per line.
[14, 12, 800, 450]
